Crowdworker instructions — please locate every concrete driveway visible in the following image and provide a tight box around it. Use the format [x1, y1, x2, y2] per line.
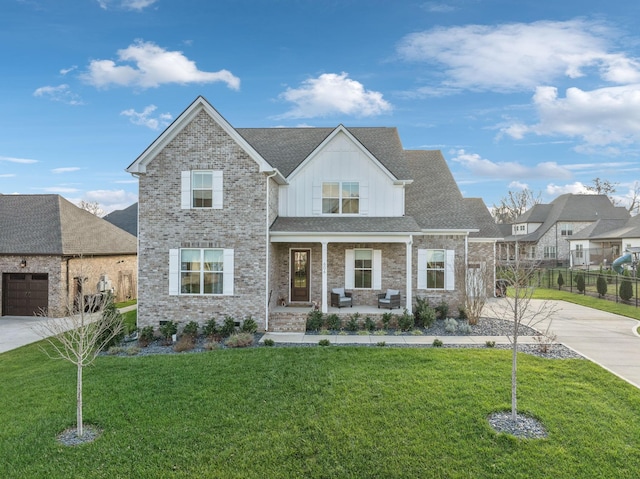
[0, 315, 57, 354]
[486, 298, 640, 389]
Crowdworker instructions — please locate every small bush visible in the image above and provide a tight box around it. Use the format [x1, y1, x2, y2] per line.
[376, 341, 386, 347]
[159, 320, 178, 344]
[381, 312, 393, 330]
[434, 301, 449, 320]
[174, 335, 196, 352]
[557, 272, 564, 290]
[319, 329, 330, 335]
[411, 329, 423, 335]
[458, 323, 472, 335]
[318, 339, 331, 347]
[458, 307, 467, 320]
[306, 310, 324, 331]
[597, 275, 608, 298]
[373, 330, 387, 336]
[225, 332, 254, 348]
[345, 313, 361, 332]
[241, 316, 258, 334]
[97, 297, 125, 349]
[485, 340, 496, 348]
[263, 338, 275, 347]
[414, 297, 436, 328]
[326, 313, 342, 331]
[204, 340, 220, 351]
[364, 316, 376, 332]
[221, 316, 238, 338]
[575, 272, 585, 293]
[203, 318, 220, 340]
[138, 325, 155, 347]
[182, 320, 199, 340]
[432, 338, 443, 347]
[620, 276, 633, 302]
[397, 309, 415, 331]
[444, 317, 458, 333]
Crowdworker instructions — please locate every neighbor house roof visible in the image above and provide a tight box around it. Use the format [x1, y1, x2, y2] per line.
[0, 195, 137, 255]
[504, 194, 630, 242]
[103, 202, 138, 237]
[404, 150, 478, 231]
[570, 215, 640, 241]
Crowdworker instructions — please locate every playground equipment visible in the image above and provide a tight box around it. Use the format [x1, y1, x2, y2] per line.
[612, 247, 640, 274]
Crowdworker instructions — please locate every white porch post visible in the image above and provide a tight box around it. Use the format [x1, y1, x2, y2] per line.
[405, 236, 412, 313]
[321, 241, 328, 313]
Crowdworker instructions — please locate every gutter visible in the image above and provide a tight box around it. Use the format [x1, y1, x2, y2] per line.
[264, 171, 278, 331]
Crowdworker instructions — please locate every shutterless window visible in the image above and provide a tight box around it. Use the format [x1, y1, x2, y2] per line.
[180, 249, 224, 294]
[354, 249, 372, 288]
[426, 249, 445, 289]
[192, 171, 213, 208]
[543, 246, 556, 259]
[561, 224, 573, 236]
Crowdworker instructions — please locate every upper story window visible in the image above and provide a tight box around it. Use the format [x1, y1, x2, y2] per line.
[181, 170, 223, 209]
[561, 223, 573, 236]
[322, 181, 359, 214]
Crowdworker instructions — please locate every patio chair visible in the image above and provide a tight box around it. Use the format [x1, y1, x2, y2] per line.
[378, 289, 400, 309]
[331, 287, 353, 308]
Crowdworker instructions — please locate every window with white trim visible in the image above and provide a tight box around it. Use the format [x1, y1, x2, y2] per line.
[561, 223, 573, 236]
[543, 246, 556, 259]
[575, 244, 583, 258]
[181, 170, 223, 209]
[354, 249, 372, 289]
[322, 181, 359, 214]
[169, 248, 234, 295]
[417, 249, 455, 290]
[344, 249, 381, 290]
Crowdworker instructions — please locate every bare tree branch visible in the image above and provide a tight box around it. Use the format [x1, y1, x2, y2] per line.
[492, 189, 542, 224]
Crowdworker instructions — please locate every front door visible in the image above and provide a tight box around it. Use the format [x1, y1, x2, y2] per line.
[290, 249, 310, 302]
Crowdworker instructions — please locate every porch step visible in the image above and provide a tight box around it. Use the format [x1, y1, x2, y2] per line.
[269, 311, 308, 332]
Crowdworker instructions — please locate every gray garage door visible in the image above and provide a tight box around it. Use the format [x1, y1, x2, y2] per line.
[2, 273, 49, 316]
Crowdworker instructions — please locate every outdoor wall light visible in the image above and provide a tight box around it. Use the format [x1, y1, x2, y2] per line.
[20, 259, 26, 268]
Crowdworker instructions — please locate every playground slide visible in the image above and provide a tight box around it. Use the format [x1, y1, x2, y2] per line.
[612, 253, 632, 274]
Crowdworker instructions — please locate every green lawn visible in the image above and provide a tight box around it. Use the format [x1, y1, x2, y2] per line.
[2, 343, 640, 478]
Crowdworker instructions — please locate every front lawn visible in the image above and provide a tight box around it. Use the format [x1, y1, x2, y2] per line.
[1, 344, 640, 478]
[533, 287, 640, 321]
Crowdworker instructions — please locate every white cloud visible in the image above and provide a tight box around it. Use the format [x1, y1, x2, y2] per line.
[277, 72, 392, 119]
[97, 0, 158, 11]
[33, 84, 83, 105]
[0, 174, 16, 178]
[422, 2, 456, 13]
[450, 149, 573, 179]
[397, 19, 640, 92]
[52, 167, 81, 174]
[60, 66, 77, 75]
[508, 181, 529, 190]
[121, 104, 172, 130]
[81, 40, 240, 90]
[545, 182, 589, 196]
[502, 84, 640, 149]
[0, 156, 38, 164]
[40, 186, 81, 194]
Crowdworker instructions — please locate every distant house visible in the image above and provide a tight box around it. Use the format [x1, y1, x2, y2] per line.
[0, 195, 137, 317]
[498, 194, 630, 266]
[103, 202, 138, 236]
[568, 214, 640, 269]
[126, 96, 500, 332]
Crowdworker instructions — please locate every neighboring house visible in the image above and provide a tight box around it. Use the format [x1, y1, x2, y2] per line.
[498, 194, 630, 266]
[103, 202, 138, 236]
[0, 194, 138, 317]
[126, 96, 500, 332]
[568, 214, 640, 269]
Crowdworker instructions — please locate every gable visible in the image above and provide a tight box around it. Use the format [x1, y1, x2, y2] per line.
[126, 96, 281, 181]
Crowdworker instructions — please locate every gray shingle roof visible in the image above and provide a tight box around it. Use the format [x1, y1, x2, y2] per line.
[270, 216, 422, 234]
[571, 215, 640, 241]
[404, 150, 477, 230]
[506, 194, 630, 242]
[464, 198, 503, 239]
[0, 195, 137, 255]
[237, 126, 412, 180]
[103, 202, 138, 236]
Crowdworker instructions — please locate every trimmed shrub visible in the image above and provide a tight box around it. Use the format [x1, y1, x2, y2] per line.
[306, 310, 324, 331]
[203, 318, 220, 340]
[597, 275, 608, 298]
[444, 318, 458, 333]
[182, 320, 199, 340]
[620, 276, 633, 302]
[432, 338, 443, 347]
[364, 316, 376, 332]
[318, 339, 331, 347]
[138, 326, 154, 347]
[241, 316, 258, 334]
[326, 313, 342, 331]
[434, 301, 449, 320]
[415, 297, 436, 328]
[345, 313, 361, 332]
[159, 320, 178, 344]
[381, 312, 393, 330]
[575, 272, 585, 293]
[397, 309, 415, 332]
[220, 316, 238, 338]
[263, 338, 275, 347]
[557, 272, 564, 290]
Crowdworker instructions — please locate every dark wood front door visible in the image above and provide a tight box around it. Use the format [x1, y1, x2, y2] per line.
[290, 250, 310, 302]
[2, 273, 49, 316]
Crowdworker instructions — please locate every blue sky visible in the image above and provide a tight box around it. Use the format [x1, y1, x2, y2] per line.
[2, 0, 640, 214]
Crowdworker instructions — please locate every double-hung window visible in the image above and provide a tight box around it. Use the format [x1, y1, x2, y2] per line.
[543, 246, 556, 259]
[181, 170, 223, 209]
[354, 249, 372, 289]
[561, 223, 573, 236]
[344, 249, 381, 290]
[322, 181, 359, 214]
[417, 249, 455, 290]
[170, 248, 234, 295]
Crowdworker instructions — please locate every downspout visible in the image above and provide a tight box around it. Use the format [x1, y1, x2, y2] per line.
[265, 171, 277, 331]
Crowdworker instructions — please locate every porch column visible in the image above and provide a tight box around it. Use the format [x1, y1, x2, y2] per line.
[405, 236, 412, 313]
[321, 241, 328, 313]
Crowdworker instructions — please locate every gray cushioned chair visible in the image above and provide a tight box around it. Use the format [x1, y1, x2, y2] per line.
[331, 287, 353, 308]
[377, 289, 400, 309]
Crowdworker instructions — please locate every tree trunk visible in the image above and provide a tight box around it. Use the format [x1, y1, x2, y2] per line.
[511, 334, 518, 421]
[77, 362, 83, 437]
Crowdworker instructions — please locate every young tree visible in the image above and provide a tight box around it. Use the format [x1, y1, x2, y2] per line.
[490, 255, 559, 422]
[34, 281, 123, 439]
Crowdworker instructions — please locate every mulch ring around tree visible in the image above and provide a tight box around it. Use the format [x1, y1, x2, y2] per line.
[57, 425, 102, 446]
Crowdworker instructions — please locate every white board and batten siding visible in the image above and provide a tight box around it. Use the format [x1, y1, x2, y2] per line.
[278, 131, 404, 217]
